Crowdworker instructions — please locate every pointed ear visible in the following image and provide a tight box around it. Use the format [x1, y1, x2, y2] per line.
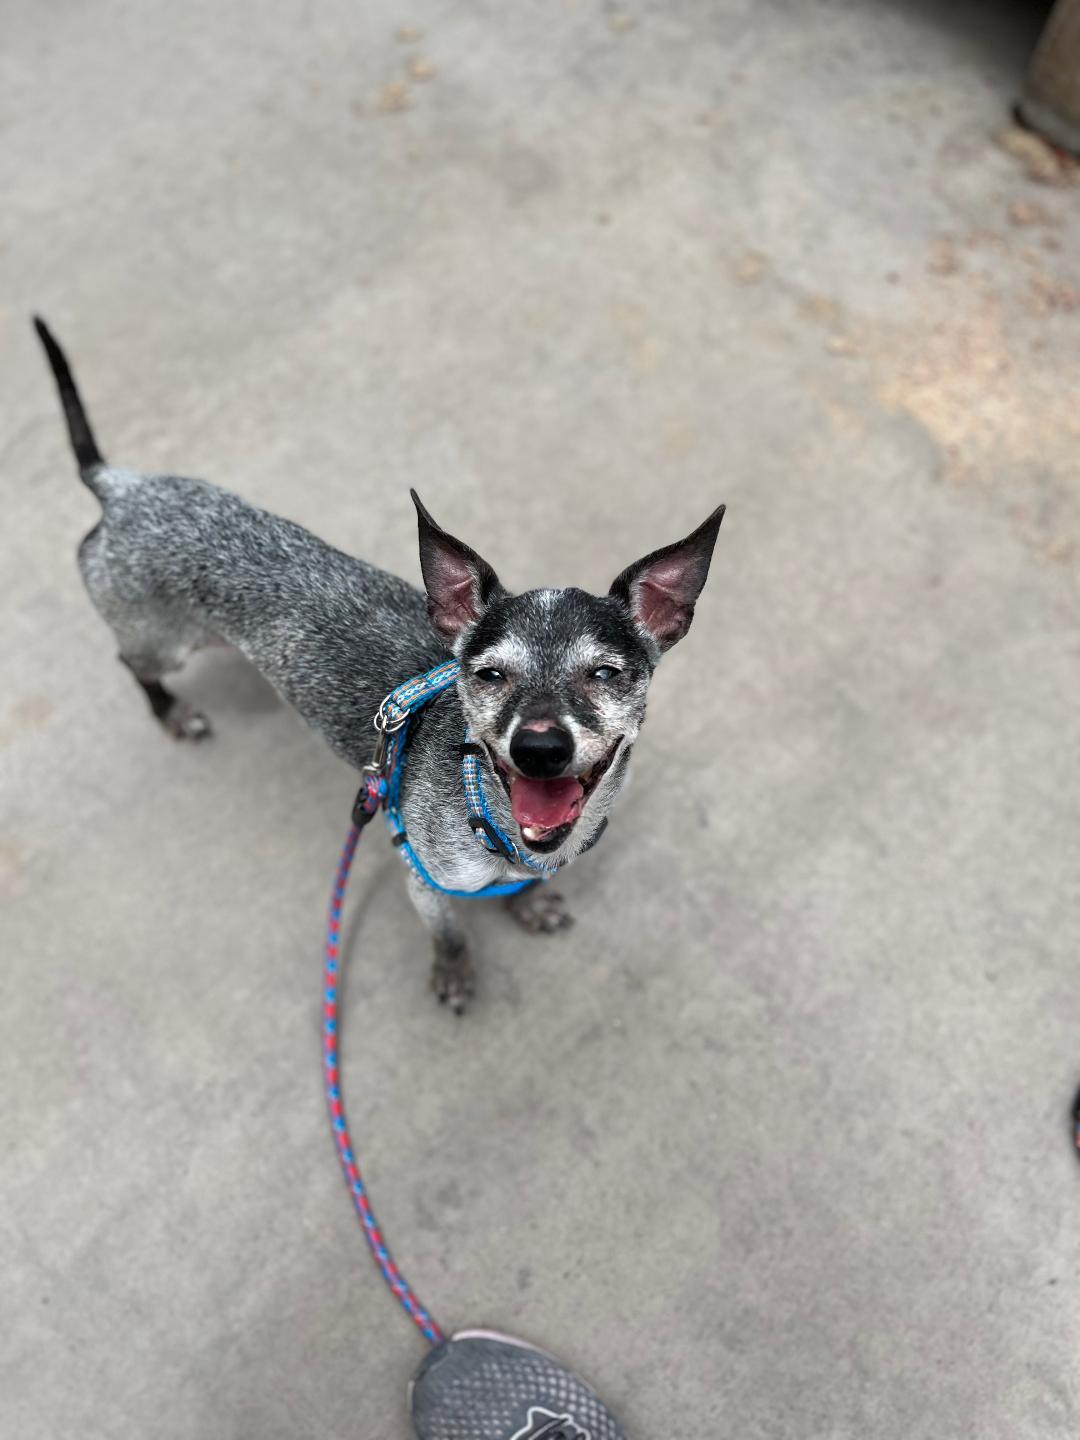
[609, 504, 725, 651]
[411, 489, 503, 644]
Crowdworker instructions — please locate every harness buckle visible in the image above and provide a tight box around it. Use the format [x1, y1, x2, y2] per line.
[468, 813, 517, 863]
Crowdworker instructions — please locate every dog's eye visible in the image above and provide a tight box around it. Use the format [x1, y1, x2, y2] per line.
[591, 665, 620, 682]
[474, 667, 506, 684]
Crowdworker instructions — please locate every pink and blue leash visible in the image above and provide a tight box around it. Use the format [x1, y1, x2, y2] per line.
[319, 659, 560, 1349]
[322, 820, 444, 1347]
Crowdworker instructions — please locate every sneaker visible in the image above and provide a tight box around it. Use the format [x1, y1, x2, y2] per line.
[410, 1329, 629, 1440]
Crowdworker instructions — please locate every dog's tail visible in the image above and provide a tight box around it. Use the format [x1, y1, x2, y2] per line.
[32, 316, 105, 476]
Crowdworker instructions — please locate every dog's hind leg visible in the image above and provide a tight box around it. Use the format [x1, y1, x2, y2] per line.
[35, 318, 214, 741]
[112, 616, 213, 740]
[79, 525, 214, 741]
[118, 656, 211, 740]
[405, 869, 474, 1014]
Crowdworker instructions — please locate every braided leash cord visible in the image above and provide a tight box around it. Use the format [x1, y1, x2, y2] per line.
[323, 821, 445, 1347]
[320, 658, 589, 1343]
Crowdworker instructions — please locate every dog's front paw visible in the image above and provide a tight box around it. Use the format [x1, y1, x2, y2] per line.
[431, 945, 475, 1015]
[163, 702, 212, 741]
[505, 887, 574, 935]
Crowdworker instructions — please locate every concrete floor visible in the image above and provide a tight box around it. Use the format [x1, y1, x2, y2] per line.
[3, 1, 1080, 1436]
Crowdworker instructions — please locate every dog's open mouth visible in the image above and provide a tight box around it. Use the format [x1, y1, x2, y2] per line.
[486, 737, 623, 853]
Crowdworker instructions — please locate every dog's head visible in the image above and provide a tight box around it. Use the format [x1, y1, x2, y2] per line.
[412, 490, 724, 856]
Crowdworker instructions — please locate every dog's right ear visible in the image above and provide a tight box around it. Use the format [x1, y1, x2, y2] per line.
[411, 490, 503, 644]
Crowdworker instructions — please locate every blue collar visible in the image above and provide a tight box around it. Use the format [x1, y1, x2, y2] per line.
[353, 659, 559, 899]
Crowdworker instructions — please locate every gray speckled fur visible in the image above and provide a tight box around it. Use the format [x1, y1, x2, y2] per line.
[38, 322, 723, 1008]
[78, 464, 446, 762]
[76, 467, 517, 931]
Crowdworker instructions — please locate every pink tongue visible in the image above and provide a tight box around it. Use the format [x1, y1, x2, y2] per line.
[511, 775, 584, 829]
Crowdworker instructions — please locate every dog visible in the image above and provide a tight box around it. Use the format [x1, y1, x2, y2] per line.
[34, 318, 724, 1011]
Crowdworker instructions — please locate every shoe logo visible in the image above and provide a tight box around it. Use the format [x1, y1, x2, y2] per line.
[510, 1406, 591, 1440]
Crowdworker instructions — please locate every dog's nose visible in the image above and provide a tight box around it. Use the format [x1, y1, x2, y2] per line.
[509, 722, 574, 779]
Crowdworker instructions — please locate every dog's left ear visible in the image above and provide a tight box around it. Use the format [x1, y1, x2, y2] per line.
[411, 490, 503, 644]
[609, 504, 725, 651]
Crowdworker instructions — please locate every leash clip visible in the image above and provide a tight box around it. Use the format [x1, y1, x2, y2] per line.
[362, 729, 389, 779]
[363, 689, 413, 778]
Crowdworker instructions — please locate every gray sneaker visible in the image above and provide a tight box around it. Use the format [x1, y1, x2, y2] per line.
[410, 1330, 629, 1440]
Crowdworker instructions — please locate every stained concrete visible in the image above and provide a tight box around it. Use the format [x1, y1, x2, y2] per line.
[3, 2, 1080, 1436]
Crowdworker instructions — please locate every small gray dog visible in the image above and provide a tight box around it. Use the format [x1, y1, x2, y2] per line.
[35, 318, 724, 1011]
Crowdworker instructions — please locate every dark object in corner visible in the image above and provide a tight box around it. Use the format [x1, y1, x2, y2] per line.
[1019, 0, 1080, 156]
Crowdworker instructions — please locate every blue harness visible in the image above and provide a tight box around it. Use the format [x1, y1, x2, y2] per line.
[352, 659, 563, 899]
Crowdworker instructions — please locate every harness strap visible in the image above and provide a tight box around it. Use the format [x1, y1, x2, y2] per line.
[354, 660, 602, 899]
[460, 744, 557, 875]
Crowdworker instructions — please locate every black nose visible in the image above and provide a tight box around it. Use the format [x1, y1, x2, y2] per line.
[509, 724, 574, 779]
